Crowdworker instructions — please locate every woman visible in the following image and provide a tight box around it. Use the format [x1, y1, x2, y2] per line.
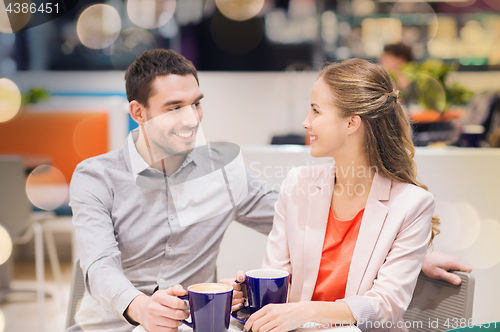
[244, 59, 439, 332]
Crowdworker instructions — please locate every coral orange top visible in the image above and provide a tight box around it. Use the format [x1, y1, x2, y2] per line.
[311, 206, 365, 302]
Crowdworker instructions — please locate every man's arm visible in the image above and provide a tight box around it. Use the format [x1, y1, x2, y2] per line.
[70, 161, 144, 320]
[232, 167, 279, 235]
[71, 161, 190, 331]
[422, 251, 472, 285]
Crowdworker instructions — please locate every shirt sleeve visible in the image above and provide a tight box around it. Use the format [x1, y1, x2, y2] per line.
[69, 160, 144, 323]
[232, 167, 279, 235]
[261, 168, 297, 274]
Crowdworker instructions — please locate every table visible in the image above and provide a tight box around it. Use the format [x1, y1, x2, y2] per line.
[132, 318, 361, 332]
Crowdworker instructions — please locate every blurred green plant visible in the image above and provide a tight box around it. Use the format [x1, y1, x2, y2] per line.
[21, 87, 50, 106]
[401, 59, 474, 112]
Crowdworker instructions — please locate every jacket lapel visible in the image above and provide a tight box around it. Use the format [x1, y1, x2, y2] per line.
[301, 164, 335, 301]
[345, 172, 392, 296]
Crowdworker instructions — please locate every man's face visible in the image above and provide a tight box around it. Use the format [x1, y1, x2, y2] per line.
[379, 52, 406, 72]
[142, 74, 203, 162]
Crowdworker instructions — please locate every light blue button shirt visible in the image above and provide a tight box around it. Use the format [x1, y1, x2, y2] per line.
[68, 129, 278, 332]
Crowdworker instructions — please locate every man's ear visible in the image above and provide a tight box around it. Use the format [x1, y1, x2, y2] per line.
[129, 101, 146, 125]
[346, 115, 362, 134]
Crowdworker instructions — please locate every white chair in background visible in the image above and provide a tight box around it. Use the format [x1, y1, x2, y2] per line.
[65, 259, 85, 330]
[24, 159, 78, 305]
[0, 156, 48, 331]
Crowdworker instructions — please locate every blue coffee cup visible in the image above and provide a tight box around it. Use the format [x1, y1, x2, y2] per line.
[180, 283, 234, 332]
[458, 124, 485, 147]
[241, 269, 290, 314]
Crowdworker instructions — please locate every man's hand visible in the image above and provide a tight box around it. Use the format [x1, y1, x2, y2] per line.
[125, 284, 189, 332]
[219, 270, 246, 312]
[422, 251, 472, 285]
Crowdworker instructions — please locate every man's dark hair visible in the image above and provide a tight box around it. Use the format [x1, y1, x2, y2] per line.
[383, 43, 414, 62]
[125, 49, 199, 107]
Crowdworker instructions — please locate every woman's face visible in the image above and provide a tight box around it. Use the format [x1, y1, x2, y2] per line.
[302, 78, 351, 159]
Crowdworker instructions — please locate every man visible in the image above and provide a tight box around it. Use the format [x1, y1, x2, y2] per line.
[67, 49, 278, 332]
[69, 48, 470, 332]
[379, 43, 414, 73]
[378, 43, 416, 103]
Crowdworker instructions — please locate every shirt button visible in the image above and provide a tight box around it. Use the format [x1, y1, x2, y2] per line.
[169, 215, 174, 220]
[168, 246, 172, 252]
[159, 278, 164, 283]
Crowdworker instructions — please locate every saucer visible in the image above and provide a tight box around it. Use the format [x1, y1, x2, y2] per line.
[231, 307, 251, 323]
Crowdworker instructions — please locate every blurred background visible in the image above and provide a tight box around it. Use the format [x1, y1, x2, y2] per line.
[1, 0, 500, 71]
[1, 1, 500, 332]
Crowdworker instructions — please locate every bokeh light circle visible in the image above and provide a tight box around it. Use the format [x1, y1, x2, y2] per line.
[390, 0, 438, 44]
[0, 224, 13, 265]
[158, 16, 179, 38]
[433, 200, 462, 249]
[76, 4, 121, 49]
[447, 0, 476, 7]
[110, 28, 157, 70]
[485, 0, 500, 10]
[415, 72, 447, 112]
[26, 165, 68, 211]
[215, 0, 265, 21]
[127, 0, 176, 29]
[464, 219, 500, 269]
[0, 78, 22, 123]
[0, 0, 31, 33]
[211, 11, 264, 54]
[448, 202, 481, 251]
[362, 18, 402, 57]
[73, 114, 110, 159]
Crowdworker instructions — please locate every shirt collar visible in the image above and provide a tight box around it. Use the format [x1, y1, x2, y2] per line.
[127, 129, 197, 180]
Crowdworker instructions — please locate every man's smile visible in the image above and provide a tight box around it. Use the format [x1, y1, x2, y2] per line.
[172, 130, 195, 141]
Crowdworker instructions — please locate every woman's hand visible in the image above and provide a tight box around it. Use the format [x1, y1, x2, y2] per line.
[244, 302, 309, 332]
[244, 301, 354, 332]
[219, 270, 246, 312]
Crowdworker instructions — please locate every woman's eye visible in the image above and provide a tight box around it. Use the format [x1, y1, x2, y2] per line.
[313, 108, 319, 114]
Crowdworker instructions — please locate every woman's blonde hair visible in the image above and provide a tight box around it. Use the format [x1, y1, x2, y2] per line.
[319, 58, 439, 245]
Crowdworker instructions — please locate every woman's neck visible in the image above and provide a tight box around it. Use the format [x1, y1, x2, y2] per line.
[333, 154, 374, 192]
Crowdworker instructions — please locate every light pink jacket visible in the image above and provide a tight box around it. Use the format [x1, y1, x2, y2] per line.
[262, 163, 434, 332]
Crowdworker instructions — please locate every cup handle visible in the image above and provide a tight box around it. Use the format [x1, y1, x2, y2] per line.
[179, 294, 193, 328]
[234, 279, 250, 310]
